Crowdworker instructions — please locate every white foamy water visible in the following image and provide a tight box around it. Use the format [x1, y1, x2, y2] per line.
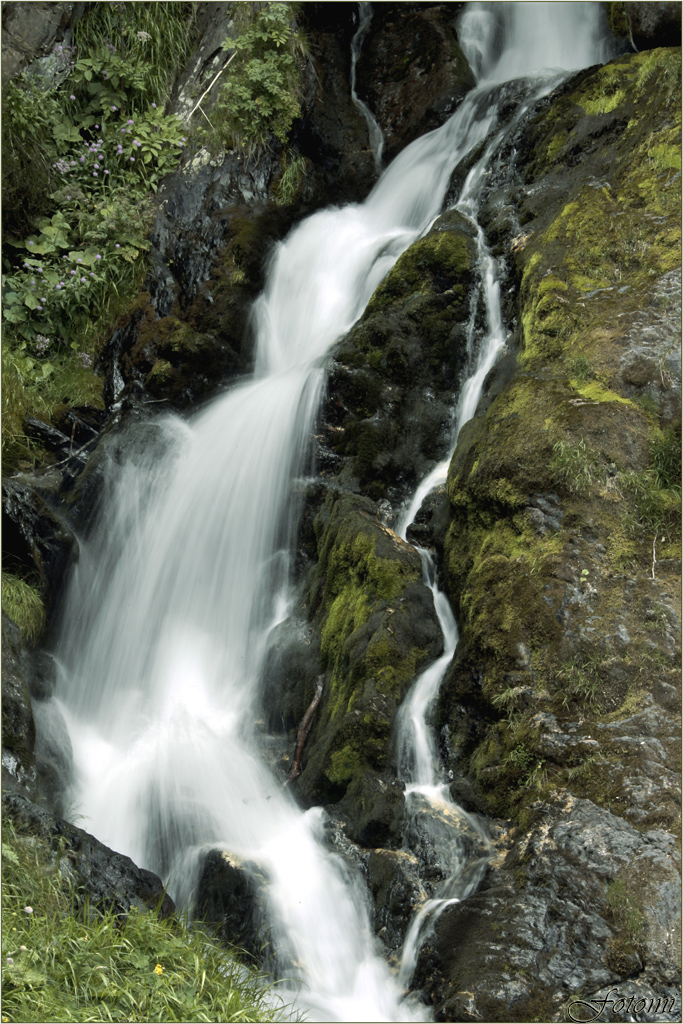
[50, 5, 612, 1020]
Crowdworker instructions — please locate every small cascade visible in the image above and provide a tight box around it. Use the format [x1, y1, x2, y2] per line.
[350, 2, 384, 172]
[392, 0, 615, 992]
[47, 4, 613, 1020]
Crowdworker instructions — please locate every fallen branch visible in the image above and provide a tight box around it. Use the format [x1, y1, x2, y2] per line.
[186, 52, 236, 123]
[284, 676, 324, 786]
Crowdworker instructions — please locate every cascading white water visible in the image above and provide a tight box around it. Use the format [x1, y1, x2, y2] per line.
[350, 2, 385, 172]
[49, 4, 612, 1021]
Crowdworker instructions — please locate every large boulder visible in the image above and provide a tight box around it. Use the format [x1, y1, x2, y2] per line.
[318, 209, 479, 509]
[195, 848, 270, 962]
[294, 492, 443, 810]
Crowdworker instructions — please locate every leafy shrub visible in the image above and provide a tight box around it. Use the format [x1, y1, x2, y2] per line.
[1, 824, 292, 1023]
[204, 3, 304, 152]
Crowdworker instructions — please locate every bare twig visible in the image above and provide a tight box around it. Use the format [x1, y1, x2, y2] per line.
[52, 437, 97, 468]
[284, 676, 324, 786]
[186, 52, 236, 123]
[652, 530, 658, 580]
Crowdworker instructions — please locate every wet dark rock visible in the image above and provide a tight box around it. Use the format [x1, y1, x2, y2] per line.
[405, 486, 451, 553]
[1, 2, 84, 81]
[2, 613, 38, 799]
[195, 848, 269, 962]
[2, 789, 175, 920]
[295, 492, 443, 809]
[367, 847, 426, 957]
[337, 770, 406, 850]
[355, 3, 474, 163]
[61, 403, 175, 536]
[21, 645, 57, 702]
[2, 477, 78, 620]
[628, 3, 682, 49]
[413, 797, 681, 1023]
[296, 5, 379, 204]
[260, 616, 322, 735]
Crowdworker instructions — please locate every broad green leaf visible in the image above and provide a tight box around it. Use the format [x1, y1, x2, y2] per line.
[3, 307, 27, 323]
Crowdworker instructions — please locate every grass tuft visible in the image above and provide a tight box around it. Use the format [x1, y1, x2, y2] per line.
[1, 572, 45, 644]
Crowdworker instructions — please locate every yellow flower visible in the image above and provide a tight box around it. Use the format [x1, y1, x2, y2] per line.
[154, 964, 163, 975]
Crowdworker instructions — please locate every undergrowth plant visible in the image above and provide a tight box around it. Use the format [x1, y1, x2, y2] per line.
[1, 824, 292, 1023]
[1, 2, 198, 472]
[200, 3, 305, 153]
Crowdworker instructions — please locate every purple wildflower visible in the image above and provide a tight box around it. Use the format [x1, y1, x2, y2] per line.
[70, 94, 76, 100]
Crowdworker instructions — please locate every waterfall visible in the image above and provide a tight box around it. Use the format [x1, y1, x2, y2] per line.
[49, 4, 612, 1020]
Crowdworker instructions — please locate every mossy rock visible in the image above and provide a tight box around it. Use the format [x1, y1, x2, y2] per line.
[440, 50, 681, 828]
[319, 210, 478, 504]
[295, 492, 442, 808]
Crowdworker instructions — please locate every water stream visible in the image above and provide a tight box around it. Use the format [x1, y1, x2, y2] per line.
[50, 5, 612, 1020]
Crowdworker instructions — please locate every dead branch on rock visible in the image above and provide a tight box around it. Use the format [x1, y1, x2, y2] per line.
[284, 676, 324, 786]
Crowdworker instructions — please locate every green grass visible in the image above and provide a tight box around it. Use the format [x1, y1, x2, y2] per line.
[1, 825, 294, 1023]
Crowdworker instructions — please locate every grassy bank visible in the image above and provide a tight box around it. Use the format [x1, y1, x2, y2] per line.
[1, 823, 293, 1023]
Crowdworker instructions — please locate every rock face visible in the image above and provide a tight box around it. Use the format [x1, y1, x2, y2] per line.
[355, 3, 474, 163]
[410, 47, 682, 1020]
[2, 477, 78, 623]
[318, 209, 479, 506]
[2, 614, 37, 798]
[607, 2, 682, 51]
[1, 2, 83, 82]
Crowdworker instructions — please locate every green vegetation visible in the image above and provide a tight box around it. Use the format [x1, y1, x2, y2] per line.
[1, 3, 198, 471]
[1, 572, 45, 644]
[199, 3, 305, 153]
[1, 824, 290, 1023]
